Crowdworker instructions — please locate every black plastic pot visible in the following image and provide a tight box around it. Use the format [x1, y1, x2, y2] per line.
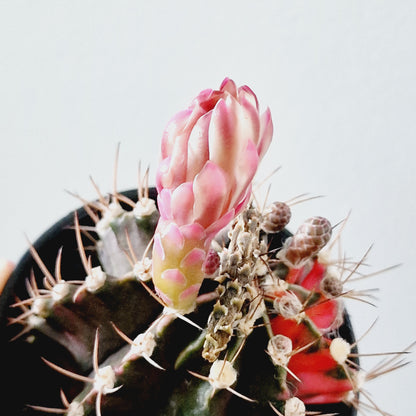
[0, 189, 356, 416]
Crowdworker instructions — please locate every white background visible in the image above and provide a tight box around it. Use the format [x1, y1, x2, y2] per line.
[0, 1, 415, 414]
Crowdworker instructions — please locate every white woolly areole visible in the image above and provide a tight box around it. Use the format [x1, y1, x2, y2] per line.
[267, 334, 292, 367]
[261, 275, 289, 295]
[353, 370, 367, 391]
[28, 314, 45, 327]
[96, 202, 125, 236]
[209, 360, 237, 390]
[133, 198, 157, 218]
[94, 365, 116, 394]
[274, 292, 304, 321]
[31, 298, 50, 317]
[67, 401, 84, 416]
[85, 266, 107, 292]
[51, 281, 70, 302]
[285, 397, 305, 416]
[125, 331, 157, 361]
[254, 256, 268, 276]
[330, 337, 351, 364]
[133, 257, 152, 281]
[317, 247, 332, 265]
[238, 302, 265, 336]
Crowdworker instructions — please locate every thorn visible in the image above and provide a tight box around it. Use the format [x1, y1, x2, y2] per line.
[41, 357, 93, 384]
[112, 142, 121, 202]
[26, 404, 67, 414]
[124, 229, 138, 264]
[89, 176, 108, 208]
[164, 307, 203, 331]
[347, 263, 402, 283]
[93, 329, 100, 373]
[60, 389, 70, 407]
[286, 193, 325, 207]
[110, 322, 135, 346]
[351, 318, 379, 348]
[25, 236, 56, 285]
[55, 247, 64, 283]
[65, 189, 101, 223]
[74, 212, 91, 275]
[342, 245, 373, 284]
[226, 386, 256, 403]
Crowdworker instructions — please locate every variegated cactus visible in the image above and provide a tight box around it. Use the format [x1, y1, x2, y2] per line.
[2, 78, 412, 416]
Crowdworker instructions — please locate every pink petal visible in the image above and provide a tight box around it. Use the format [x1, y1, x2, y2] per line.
[238, 85, 259, 111]
[180, 248, 206, 269]
[220, 77, 237, 98]
[186, 112, 211, 180]
[208, 96, 242, 179]
[257, 107, 273, 160]
[153, 233, 165, 261]
[232, 186, 252, 218]
[192, 161, 228, 229]
[180, 223, 206, 242]
[237, 92, 260, 148]
[192, 88, 214, 106]
[156, 157, 172, 192]
[161, 109, 192, 159]
[192, 88, 224, 112]
[161, 269, 187, 286]
[229, 140, 259, 209]
[205, 209, 235, 241]
[164, 107, 207, 189]
[165, 131, 189, 187]
[162, 223, 185, 250]
[171, 182, 195, 226]
[157, 189, 173, 220]
[179, 284, 201, 301]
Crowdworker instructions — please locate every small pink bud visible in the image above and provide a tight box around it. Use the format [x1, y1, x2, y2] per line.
[202, 249, 220, 276]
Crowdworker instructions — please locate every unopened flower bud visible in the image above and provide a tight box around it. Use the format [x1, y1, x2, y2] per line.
[261, 201, 291, 233]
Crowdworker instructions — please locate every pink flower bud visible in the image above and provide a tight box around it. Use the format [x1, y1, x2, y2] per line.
[152, 78, 273, 312]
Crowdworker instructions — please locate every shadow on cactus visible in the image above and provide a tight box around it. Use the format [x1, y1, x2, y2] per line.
[1, 78, 413, 416]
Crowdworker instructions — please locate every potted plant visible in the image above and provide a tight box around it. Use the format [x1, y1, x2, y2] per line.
[0, 78, 408, 416]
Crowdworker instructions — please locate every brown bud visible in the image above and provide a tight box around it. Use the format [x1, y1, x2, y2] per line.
[284, 216, 332, 266]
[261, 202, 292, 233]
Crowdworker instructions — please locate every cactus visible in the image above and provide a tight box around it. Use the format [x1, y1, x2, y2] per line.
[2, 78, 412, 416]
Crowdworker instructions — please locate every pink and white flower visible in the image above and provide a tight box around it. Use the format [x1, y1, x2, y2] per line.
[152, 78, 273, 313]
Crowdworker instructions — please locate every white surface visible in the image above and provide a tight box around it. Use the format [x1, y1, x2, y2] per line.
[0, 1, 415, 414]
